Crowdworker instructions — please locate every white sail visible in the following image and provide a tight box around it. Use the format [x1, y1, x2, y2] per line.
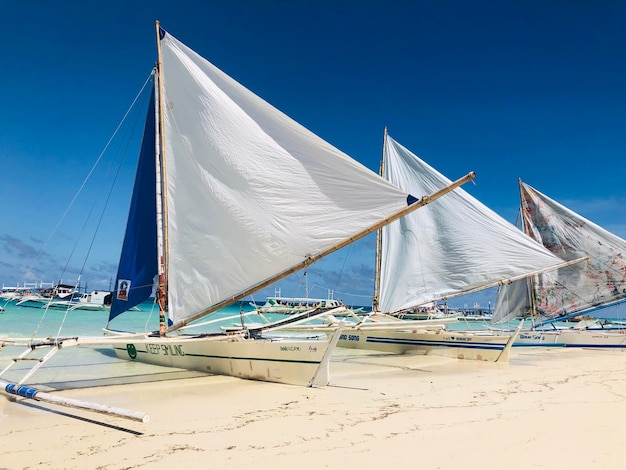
[4, 25, 478, 397]
[492, 278, 532, 324]
[378, 136, 566, 314]
[497, 181, 626, 323]
[159, 33, 415, 325]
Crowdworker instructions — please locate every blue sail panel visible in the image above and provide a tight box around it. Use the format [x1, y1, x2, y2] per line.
[108, 86, 158, 322]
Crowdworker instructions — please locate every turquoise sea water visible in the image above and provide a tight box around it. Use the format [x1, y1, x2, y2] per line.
[5, 297, 621, 342]
[3, 297, 622, 394]
[0, 299, 264, 338]
[0, 300, 262, 389]
[0, 297, 572, 340]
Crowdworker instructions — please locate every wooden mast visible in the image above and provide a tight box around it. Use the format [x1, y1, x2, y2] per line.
[155, 20, 169, 336]
[518, 177, 538, 324]
[372, 127, 387, 312]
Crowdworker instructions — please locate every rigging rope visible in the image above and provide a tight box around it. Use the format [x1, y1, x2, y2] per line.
[27, 73, 155, 340]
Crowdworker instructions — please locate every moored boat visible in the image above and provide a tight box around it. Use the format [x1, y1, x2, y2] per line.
[330, 132, 570, 362]
[491, 180, 626, 348]
[48, 290, 113, 311]
[251, 296, 343, 314]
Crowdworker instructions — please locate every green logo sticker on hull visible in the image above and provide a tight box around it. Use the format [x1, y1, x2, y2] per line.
[127, 344, 137, 359]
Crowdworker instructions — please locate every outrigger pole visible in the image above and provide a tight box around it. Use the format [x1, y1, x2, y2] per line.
[1, 380, 149, 423]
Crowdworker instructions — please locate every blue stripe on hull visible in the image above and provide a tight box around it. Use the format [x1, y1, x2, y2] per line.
[365, 336, 506, 351]
[513, 342, 626, 348]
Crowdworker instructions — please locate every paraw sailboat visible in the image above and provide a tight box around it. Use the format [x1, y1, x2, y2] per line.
[492, 180, 626, 348]
[331, 132, 576, 362]
[1, 21, 476, 414]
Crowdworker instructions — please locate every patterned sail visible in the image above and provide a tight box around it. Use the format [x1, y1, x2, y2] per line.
[378, 136, 565, 314]
[157, 31, 419, 327]
[505, 181, 626, 322]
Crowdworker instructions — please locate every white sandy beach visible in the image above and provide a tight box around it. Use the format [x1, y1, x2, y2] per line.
[1, 346, 625, 470]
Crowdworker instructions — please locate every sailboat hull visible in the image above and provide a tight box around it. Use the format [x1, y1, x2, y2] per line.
[512, 329, 626, 348]
[104, 330, 338, 386]
[337, 328, 515, 362]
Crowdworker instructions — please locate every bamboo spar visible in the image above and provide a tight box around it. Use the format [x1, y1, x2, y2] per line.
[167, 171, 476, 332]
[395, 256, 591, 314]
[1, 380, 150, 423]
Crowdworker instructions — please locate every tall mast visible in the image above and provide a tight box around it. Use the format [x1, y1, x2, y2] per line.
[372, 127, 387, 312]
[155, 20, 169, 336]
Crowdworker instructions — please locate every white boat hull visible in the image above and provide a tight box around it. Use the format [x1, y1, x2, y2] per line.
[104, 329, 339, 386]
[513, 328, 626, 348]
[337, 328, 515, 362]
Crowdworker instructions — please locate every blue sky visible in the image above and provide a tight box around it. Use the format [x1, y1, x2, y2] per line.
[1, 1, 625, 309]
